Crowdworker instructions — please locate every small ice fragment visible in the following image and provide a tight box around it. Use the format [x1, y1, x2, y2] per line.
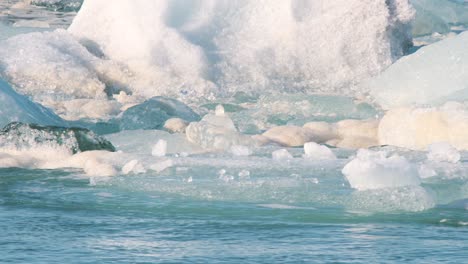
[164, 118, 188, 133]
[218, 169, 227, 177]
[238, 170, 251, 179]
[230, 145, 252, 157]
[150, 159, 174, 173]
[427, 142, 460, 163]
[152, 139, 167, 157]
[311, 178, 319, 184]
[303, 142, 336, 160]
[84, 159, 117, 177]
[122, 159, 146, 175]
[272, 149, 293, 160]
[418, 164, 437, 179]
[215, 105, 225, 116]
[186, 176, 193, 183]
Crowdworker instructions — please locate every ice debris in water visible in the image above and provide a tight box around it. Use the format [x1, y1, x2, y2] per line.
[105, 130, 203, 156]
[427, 142, 461, 164]
[0, 78, 66, 128]
[122, 159, 146, 175]
[303, 142, 336, 160]
[230, 145, 252, 157]
[120, 97, 200, 131]
[272, 149, 293, 161]
[84, 159, 117, 177]
[186, 110, 253, 151]
[152, 140, 168, 158]
[0, 122, 115, 154]
[150, 159, 174, 173]
[342, 149, 421, 191]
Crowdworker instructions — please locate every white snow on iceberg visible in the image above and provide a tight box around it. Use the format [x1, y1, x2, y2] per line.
[68, 0, 414, 96]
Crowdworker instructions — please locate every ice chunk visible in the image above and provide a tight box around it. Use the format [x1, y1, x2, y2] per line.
[272, 149, 293, 161]
[150, 159, 174, 173]
[303, 142, 336, 160]
[303, 119, 380, 149]
[342, 149, 421, 191]
[69, 0, 414, 96]
[333, 119, 380, 149]
[84, 159, 117, 177]
[164, 118, 189, 134]
[378, 103, 468, 150]
[411, 0, 468, 36]
[0, 78, 66, 128]
[0, 122, 115, 154]
[303, 122, 337, 144]
[427, 142, 461, 163]
[122, 159, 146, 175]
[119, 97, 200, 131]
[186, 113, 253, 151]
[263, 126, 314, 147]
[369, 31, 468, 109]
[152, 140, 168, 158]
[230, 145, 252, 157]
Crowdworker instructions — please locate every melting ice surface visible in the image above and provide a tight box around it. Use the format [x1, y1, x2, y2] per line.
[1, 1, 468, 263]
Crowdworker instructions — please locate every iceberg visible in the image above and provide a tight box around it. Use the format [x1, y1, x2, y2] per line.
[68, 0, 415, 96]
[0, 29, 133, 120]
[411, 0, 468, 36]
[369, 31, 468, 109]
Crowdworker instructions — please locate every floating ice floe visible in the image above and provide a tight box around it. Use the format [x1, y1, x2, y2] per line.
[342, 149, 421, 191]
[303, 142, 336, 160]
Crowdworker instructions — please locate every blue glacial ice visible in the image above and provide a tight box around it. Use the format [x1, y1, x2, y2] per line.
[369, 31, 468, 109]
[119, 96, 200, 131]
[0, 78, 66, 128]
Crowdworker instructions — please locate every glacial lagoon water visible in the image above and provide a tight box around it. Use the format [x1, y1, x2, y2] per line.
[1, 1, 468, 263]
